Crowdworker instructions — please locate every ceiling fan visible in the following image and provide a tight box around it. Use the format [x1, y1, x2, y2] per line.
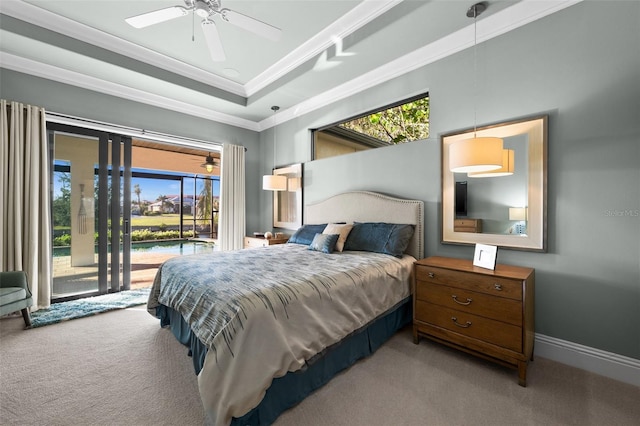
[125, 0, 282, 62]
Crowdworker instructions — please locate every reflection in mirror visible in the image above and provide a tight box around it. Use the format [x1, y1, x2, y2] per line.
[312, 93, 429, 160]
[442, 115, 547, 251]
[273, 163, 303, 230]
[455, 134, 528, 235]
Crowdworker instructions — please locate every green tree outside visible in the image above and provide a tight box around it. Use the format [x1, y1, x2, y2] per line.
[339, 96, 430, 144]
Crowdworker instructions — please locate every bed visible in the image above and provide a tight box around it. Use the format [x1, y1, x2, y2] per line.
[147, 191, 424, 425]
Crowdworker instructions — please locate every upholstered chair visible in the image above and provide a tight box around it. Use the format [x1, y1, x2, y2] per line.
[0, 271, 34, 327]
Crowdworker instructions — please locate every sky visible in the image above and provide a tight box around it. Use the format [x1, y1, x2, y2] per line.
[53, 166, 220, 203]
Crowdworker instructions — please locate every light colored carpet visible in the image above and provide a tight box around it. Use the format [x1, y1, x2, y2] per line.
[1, 308, 638, 426]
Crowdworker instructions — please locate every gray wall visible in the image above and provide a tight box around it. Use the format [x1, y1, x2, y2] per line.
[0, 69, 262, 232]
[2, 2, 637, 360]
[259, 2, 640, 359]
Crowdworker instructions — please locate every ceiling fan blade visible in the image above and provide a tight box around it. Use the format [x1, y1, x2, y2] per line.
[220, 9, 282, 42]
[201, 20, 226, 62]
[126, 6, 188, 29]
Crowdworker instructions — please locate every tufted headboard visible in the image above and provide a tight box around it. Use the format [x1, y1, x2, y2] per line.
[305, 191, 424, 259]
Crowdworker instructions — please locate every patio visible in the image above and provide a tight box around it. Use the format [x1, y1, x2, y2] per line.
[53, 250, 186, 298]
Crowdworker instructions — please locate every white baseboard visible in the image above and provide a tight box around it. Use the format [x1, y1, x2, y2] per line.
[535, 334, 640, 387]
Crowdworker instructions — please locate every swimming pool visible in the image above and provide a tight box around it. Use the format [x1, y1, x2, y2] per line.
[53, 240, 216, 257]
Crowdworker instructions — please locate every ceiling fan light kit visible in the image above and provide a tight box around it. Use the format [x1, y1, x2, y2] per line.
[126, 0, 282, 63]
[195, 0, 212, 18]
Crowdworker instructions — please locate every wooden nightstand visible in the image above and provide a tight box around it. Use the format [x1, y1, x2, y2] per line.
[413, 256, 535, 386]
[243, 236, 289, 249]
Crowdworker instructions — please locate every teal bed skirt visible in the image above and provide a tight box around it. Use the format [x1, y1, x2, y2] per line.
[156, 298, 411, 425]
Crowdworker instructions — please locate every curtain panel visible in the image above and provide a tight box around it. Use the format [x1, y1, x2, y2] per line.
[219, 143, 246, 251]
[0, 100, 52, 309]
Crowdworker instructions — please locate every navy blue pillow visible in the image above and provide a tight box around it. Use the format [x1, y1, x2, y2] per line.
[287, 224, 327, 245]
[343, 222, 415, 257]
[308, 233, 340, 254]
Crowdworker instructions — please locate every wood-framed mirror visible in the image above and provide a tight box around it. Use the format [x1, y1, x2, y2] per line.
[273, 163, 303, 230]
[441, 115, 548, 251]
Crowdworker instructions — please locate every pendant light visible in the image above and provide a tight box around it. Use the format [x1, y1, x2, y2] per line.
[201, 153, 217, 173]
[449, 2, 503, 174]
[467, 148, 515, 177]
[262, 106, 287, 191]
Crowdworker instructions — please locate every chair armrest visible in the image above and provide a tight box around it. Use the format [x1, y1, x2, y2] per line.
[0, 271, 32, 297]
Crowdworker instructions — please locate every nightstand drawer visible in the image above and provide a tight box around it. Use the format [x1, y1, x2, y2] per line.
[415, 281, 522, 326]
[415, 300, 522, 352]
[415, 265, 522, 301]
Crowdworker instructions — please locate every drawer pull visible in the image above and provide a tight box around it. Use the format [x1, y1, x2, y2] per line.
[452, 295, 473, 306]
[494, 283, 502, 291]
[451, 317, 472, 328]
[428, 272, 435, 278]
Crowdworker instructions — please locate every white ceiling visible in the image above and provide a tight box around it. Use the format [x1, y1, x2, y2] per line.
[0, 0, 581, 131]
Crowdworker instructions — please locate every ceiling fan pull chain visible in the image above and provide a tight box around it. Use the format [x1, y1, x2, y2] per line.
[192, 9, 195, 42]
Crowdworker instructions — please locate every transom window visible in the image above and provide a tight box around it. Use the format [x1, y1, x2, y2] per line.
[312, 93, 429, 160]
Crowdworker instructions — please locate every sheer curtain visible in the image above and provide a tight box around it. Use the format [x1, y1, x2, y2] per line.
[218, 143, 245, 251]
[0, 100, 52, 309]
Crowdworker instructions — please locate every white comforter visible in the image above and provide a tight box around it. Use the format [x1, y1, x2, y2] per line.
[147, 243, 413, 425]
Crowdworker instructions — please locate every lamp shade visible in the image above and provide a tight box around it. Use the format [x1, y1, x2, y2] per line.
[509, 207, 527, 221]
[468, 149, 515, 178]
[449, 137, 504, 173]
[262, 174, 287, 191]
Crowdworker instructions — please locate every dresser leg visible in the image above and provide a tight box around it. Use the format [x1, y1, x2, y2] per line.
[531, 344, 535, 361]
[412, 327, 419, 344]
[518, 361, 527, 387]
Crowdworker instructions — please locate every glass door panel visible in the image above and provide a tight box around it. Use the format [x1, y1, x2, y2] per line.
[49, 125, 131, 301]
[51, 132, 100, 299]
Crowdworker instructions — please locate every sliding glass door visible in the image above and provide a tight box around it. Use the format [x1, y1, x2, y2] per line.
[49, 124, 131, 301]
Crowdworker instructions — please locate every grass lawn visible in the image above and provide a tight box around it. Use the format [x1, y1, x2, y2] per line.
[131, 214, 210, 227]
[54, 214, 210, 232]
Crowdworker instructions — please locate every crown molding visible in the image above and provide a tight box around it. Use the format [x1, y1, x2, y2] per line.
[260, 0, 583, 130]
[0, 0, 400, 99]
[0, 0, 246, 96]
[2, 0, 583, 132]
[0, 52, 260, 132]
[244, 0, 402, 96]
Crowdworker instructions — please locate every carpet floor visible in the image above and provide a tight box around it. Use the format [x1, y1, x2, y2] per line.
[1, 307, 638, 425]
[28, 288, 151, 328]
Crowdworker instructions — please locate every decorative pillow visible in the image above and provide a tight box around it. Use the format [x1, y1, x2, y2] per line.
[344, 222, 415, 257]
[308, 233, 340, 254]
[322, 223, 354, 252]
[287, 224, 327, 245]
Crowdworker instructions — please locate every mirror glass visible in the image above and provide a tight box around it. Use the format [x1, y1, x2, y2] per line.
[273, 163, 303, 230]
[442, 116, 547, 251]
[312, 93, 429, 160]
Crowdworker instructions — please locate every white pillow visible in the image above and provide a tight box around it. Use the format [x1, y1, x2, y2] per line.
[322, 223, 354, 252]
